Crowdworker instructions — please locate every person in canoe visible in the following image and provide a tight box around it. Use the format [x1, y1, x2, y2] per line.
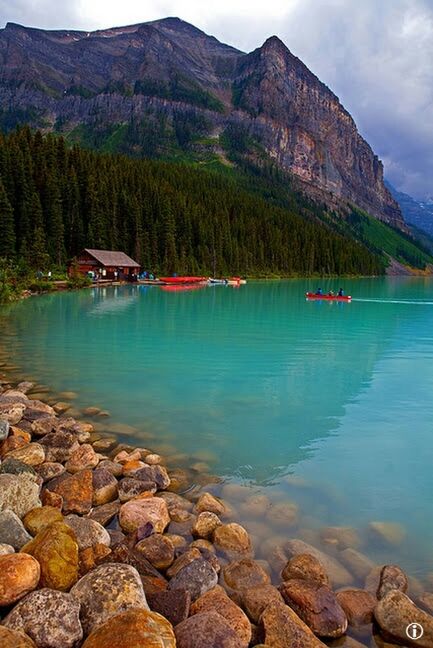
[328, 290, 334, 296]
[316, 287, 323, 295]
[338, 288, 344, 296]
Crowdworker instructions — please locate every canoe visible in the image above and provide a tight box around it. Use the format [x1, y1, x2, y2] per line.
[158, 276, 207, 284]
[306, 292, 352, 302]
[208, 278, 228, 285]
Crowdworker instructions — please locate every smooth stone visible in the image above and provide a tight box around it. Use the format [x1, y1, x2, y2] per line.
[168, 558, 218, 601]
[0, 457, 37, 477]
[119, 496, 170, 533]
[286, 539, 353, 587]
[266, 500, 299, 527]
[282, 552, 331, 586]
[0, 435, 27, 459]
[23, 505, 63, 535]
[0, 474, 41, 518]
[175, 610, 239, 648]
[0, 510, 33, 549]
[145, 453, 162, 465]
[135, 534, 175, 570]
[213, 522, 252, 558]
[92, 468, 118, 505]
[36, 462, 65, 482]
[70, 563, 149, 635]
[0, 626, 36, 647]
[239, 493, 271, 517]
[166, 549, 202, 578]
[194, 492, 229, 516]
[134, 464, 171, 490]
[259, 601, 327, 647]
[374, 590, 433, 647]
[336, 588, 376, 626]
[53, 402, 71, 414]
[377, 565, 408, 599]
[147, 588, 191, 626]
[320, 526, 362, 550]
[191, 585, 251, 647]
[279, 578, 348, 638]
[0, 418, 10, 440]
[81, 609, 176, 648]
[192, 511, 221, 539]
[368, 521, 406, 545]
[223, 558, 270, 592]
[241, 584, 284, 624]
[340, 548, 377, 580]
[65, 444, 99, 473]
[40, 430, 80, 462]
[21, 521, 79, 590]
[0, 553, 40, 605]
[88, 500, 120, 526]
[0, 542, 15, 554]
[64, 514, 111, 550]
[48, 469, 94, 515]
[190, 538, 215, 553]
[5, 443, 45, 466]
[118, 477, 156, 502]
[2, 588, 83, 648]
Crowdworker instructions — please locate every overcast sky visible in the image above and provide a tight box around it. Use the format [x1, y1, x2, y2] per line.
[1, 0, 432, 199]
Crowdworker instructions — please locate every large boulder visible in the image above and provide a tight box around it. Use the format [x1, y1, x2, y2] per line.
[81, 609, 176, 648]
[0, 510, 32, 549]
[70, 563, 149, 635]
[190, 585, 251, 647]
[21, 521, 79, 591]
[0, 474, 41, 519]
[168, 558, 218, 601]
[2, 588, 83, 648]
[175, 610, 239, 648]
[119, 496, 170, 533]
[374, 590, 433, 647]
[0, 553, 40, 605]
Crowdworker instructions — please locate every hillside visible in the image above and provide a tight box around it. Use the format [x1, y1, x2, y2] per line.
[386, 182, 433, 238]
[0, 18, 403, 228]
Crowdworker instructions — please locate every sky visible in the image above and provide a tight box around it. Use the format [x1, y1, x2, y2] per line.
[1, 0, 432, 199]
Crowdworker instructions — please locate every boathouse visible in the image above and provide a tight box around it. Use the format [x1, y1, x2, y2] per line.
[69, 249, 140, 280]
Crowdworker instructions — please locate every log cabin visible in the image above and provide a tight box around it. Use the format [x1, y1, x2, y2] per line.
[69, 249, 140, 280]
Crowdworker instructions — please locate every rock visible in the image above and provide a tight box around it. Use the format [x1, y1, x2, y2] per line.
[88, 500, 120, 526]
[64, 514, 110, 550]
[0, 553, 40, 605]
[134, 464, 171, 490]
[175, 610, 239, 648]
[30, 417, 58, 436]
[168, 558, 218, 601]
[65, 444, 99, 473]
[191, 585, 251, 647]
[336, 588, 376, 626]
[0, 418, 10, 440]
[166, 548, 202, 578]
[223, 558, 270, 592]
[419, 592, 433, 615]
[190, 538, 215, 552]
[5, 443, 45, 466]
[241, 584, 285, 623]
[78, 543, 112, 577]
[286, 539, 353, 587]
[35, 461, 65, 482]
[192, 511, 221, 539]
[320, 526, 361, 550]
[92, 468, 118, 505]
[377, 565, 408, 599]
[145, 453, 161, 465]
[48, 469, 94, 515]
[40, 430, 80, 462]
[0, 542, 15, 554]
[194, 492, 229, 516]
[266, 500, 299, 527]
[0, 510, 33, 549]
[135, 533, 175, 571]
[21, 521, 79, 590]
[213, 522, 252, 558]
[17, 382, 34, 394]
[368, 521, 406, 545]
[118, 477, 156, 502]
[339, 548, 377, 580]
[0, 626, 36, 647]
[147, 588, 191, 626]
[0, 402, 26, 424]
[239, 493, 271, 517]
[81, 609, 176, 648]
[282, 553, 330, 586]
[70, 563, 149, 635]
[23, 505, 63, 536]
[259, 601, 327, 648]
[0, 474, 41, 518]
[41, 489, 63, 509]
[374, 590, 433, 647]
[2, 588, 83, 648]
[0, 457, 36, 477]
[0, 435, 27, 458]
[10, 427, 32, 442]
[53, 401, 71, 414]
[279, 578, 348, 638]
[119, 496, 170, 533]
[102, 542, 167, 594]
[97, 459, 123, 478]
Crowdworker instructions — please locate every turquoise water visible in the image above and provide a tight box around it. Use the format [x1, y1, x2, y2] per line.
[2, 278, 433, 582]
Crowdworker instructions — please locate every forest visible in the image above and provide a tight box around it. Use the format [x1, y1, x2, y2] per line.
[0, 127, 396, 277]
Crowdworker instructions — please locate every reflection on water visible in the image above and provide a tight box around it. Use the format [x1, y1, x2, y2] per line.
[2, 278, 433, 582]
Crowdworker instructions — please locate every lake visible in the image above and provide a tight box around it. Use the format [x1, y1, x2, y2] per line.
[2, 277, 433, 587]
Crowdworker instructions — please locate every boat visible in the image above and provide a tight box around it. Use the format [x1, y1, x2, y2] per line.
[226, 277, 247, 286]
[158, 276, 207, 285]
[306, 292, 352, 302]
[208, 278, 228, 285]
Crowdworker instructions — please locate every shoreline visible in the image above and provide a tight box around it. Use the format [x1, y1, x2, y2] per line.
[1, 358, 433, 646]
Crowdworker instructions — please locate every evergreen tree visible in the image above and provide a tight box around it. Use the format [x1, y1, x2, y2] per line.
[0, 178, 16, 258]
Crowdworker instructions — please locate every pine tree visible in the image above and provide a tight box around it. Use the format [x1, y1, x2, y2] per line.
[0, 178, 16, 258]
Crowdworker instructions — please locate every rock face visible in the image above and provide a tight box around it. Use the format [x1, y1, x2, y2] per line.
[0, 18, 403, 226]
[374, 590, 433, 647]
[2, 588, 83, 648]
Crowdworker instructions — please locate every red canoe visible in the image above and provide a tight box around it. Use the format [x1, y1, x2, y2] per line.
[306, 292, 352, 302]
[158, 276, 207, 285]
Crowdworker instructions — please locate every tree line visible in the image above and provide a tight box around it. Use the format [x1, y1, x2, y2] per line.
[0, 127, 384, 276]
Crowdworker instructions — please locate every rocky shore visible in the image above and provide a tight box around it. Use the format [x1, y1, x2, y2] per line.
[1, 376, 433, 647]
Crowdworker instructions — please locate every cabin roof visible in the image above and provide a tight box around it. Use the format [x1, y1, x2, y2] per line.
[84, 249, 140, 267]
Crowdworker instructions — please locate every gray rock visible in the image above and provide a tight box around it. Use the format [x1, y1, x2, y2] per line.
[2, 588, 83, 648]
[0, 418, 9, 440]
[0, 474, 41, 519]
[118, 477, 156, 502]
[70, 562, 149, 635]
[0, 457, 37, 477]
[168, 558, 218, 601]
[134, 464, 171, 490]
[0, 510, 33, 549]
[64, 514, 111, 550]
[39, 430, 80, 462]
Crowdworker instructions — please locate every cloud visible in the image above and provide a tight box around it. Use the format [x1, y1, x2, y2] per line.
[1, 0, 432, 198]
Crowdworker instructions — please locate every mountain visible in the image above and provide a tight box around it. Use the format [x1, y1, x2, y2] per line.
[0, 18, 403, 228]
[386, 182, 433, 238]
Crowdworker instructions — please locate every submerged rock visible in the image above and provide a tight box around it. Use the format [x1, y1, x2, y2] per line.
[374, 590, 433, 647]
[377, 565, 408, 600]
[82, 609, 176, 648]
[0, 553, 40, 605]
[285, 539, 353, 587]
[339, 547, 377, 581]
[368, 521, 406, 546]
[282, 553, 330, 586]
[336, 588, 376, 626]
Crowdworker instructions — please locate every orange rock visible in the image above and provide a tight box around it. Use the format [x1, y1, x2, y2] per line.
[119, 497, 170, 533]
[10, 427, 32, 443]
[23, 506, 63, 535]
[65, 444, 99, 473]
[49, 469, 93, 515]
[0, 553, 40, 605]
[41, 489, 63, 509]
[0, 436, 28, 458]
[0, 626, 36, 647]
[191, 585, 251, 647]
[82, 609, 176, 648]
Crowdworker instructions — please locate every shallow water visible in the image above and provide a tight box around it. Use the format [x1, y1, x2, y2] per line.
[2, 278, 433, 586]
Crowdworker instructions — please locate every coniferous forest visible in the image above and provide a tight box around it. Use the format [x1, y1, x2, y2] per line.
[0, 127, 397, 277]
